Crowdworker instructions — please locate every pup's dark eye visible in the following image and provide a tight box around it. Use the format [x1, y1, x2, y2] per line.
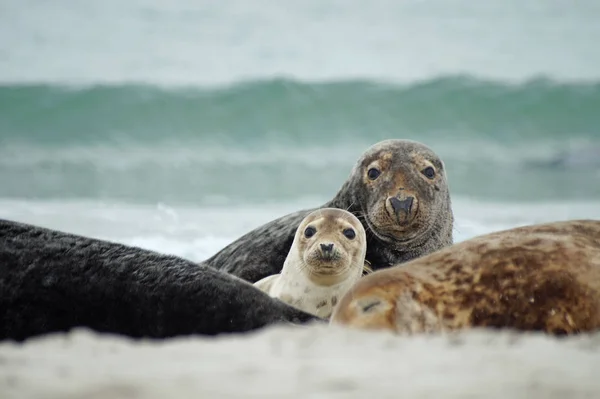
[343, 228, 356, 239]
[304, 226, 316, 238]
[367, 168, 381, 180]
[421, 166, 436, 179]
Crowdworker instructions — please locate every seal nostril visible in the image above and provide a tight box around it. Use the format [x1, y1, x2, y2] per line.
[390, 196, 414, 215]
[320, 243, 334, 252]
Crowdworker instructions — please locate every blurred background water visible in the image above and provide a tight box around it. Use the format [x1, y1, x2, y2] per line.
[1, 0, 599, 261]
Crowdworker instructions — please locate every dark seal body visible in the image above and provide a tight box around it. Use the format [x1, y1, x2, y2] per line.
[331, 220, 600, 336]
[203, 139, 454, 283]
[0, 219, 318, 342]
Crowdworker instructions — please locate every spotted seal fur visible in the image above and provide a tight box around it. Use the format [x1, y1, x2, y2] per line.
[330, 220, 600, 336]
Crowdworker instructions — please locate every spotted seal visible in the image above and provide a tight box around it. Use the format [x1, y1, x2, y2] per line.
[330, 220, 600, 336]
[254, 208, 367, 319]
[203, 139, 454, 283]
[0, 218, 319, 342]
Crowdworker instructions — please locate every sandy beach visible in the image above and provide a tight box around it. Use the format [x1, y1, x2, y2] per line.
[2, 323, 600, 399]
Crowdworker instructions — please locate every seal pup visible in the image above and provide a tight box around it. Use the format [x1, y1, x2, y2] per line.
[203, 139, 453, 283]
[254, 208, 367, 319]
[330, 220, 600, 336]
[0, 218, 319, 342]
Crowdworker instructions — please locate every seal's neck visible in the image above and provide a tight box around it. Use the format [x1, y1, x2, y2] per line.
[278, 249, 309, 283]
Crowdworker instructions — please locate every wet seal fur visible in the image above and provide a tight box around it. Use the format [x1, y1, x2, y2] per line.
[254, 208, 367, 319]
[330, 220, 600, 336]
[203, 139, 454, 283]
[0, 219, 319, 342]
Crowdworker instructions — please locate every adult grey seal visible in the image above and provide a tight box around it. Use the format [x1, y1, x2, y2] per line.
[0, 218, 319, 342]
[254, 208, 367, 319]
[330, 220, 600, 336]
[203, 139, 453, 283]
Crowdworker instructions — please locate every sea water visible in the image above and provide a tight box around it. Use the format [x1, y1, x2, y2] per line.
[1, 0, 599, 260]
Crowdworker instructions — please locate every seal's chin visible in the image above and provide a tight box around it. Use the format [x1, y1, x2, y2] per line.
[304, 251, 349, 282]
[318, 251, 341, 263]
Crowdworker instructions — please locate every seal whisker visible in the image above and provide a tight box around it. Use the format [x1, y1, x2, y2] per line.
[362, 260, 374, 275]
[344, 201, 356, 212]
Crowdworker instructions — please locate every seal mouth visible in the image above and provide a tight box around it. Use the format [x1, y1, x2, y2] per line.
[304, 259, 349, 280]
[318, 252, 341, 262]
[364, 213, 424, 246]
[304, 249, 345, 276]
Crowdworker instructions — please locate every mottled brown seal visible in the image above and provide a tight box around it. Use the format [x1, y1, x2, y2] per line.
[203, 139, 454, 283]
[254, 208, 367, 319]
[330, 220, 600, 336]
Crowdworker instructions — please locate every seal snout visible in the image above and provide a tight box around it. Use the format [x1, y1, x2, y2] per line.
[387, 195, 415, 223]
[319, 242, 336, 260]
[320, 243, 334, 253]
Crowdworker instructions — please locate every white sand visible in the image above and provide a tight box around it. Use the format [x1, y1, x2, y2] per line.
[1, 323, 599, 399]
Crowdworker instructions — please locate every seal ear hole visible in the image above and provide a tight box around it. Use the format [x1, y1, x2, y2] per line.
[367, 168, 381, 180]
[421, 166, 436, 179]
[343, 228, 356, 240]
[304, 226, 317, 238]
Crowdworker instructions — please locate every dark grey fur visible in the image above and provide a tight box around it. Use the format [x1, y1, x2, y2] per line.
[203, 139, 454, 283]
[0, 219, 319, 342]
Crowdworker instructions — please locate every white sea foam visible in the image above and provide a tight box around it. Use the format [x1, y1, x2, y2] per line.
[2, 197, 599, 262]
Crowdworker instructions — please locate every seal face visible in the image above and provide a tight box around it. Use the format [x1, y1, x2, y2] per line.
[254, 208, 366, 319]
[330, 139, 453, 268]
[203, 139, 453, 283]
[330, 220, 600, 336]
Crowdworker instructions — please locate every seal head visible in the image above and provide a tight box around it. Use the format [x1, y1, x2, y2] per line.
[254, 208, 367, 319]
[295, 208, 366, 286]
[329, 139, 453, 268]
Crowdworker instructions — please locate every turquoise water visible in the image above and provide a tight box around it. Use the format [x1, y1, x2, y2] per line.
[1, 77, 599, 203]
[1, 0, 599, 259]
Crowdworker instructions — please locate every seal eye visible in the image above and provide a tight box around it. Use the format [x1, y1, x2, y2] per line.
[358, 298, 382, 313]
[343, 228, 356, 240]
[367, 168, 381, 180]
[421, 166, 436, 179]
[304, 226, 316, 238]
